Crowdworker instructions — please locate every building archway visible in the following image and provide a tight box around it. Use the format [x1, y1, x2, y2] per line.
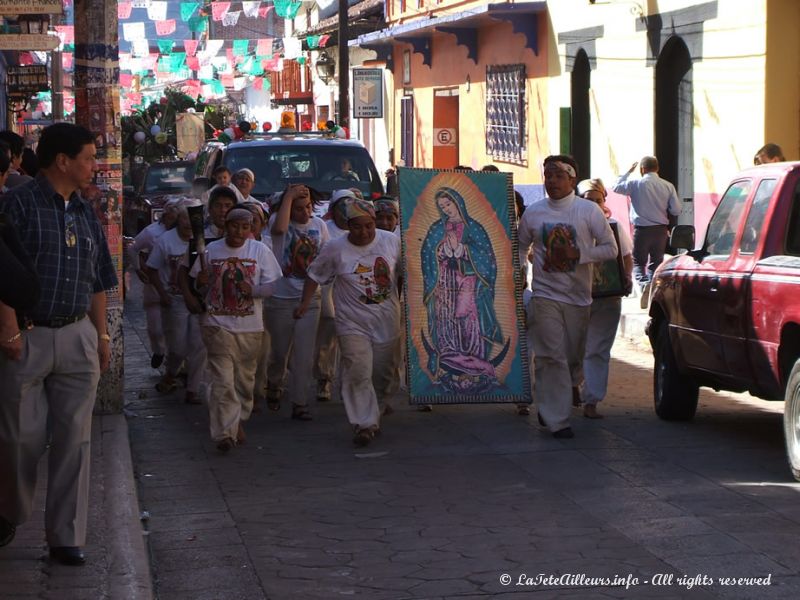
[570, 48, 591, 180]
[655, 36, 693, 201]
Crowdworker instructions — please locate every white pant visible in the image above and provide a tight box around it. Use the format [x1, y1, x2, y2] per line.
[339, 334, 400, 430]
[143, 284, 166, 356]
[162, 300, 207, 394]
[265, 295, 320, 407]
[254, 303, 271, 399]
[201, 327, 262, 442]
[530, 298, 590, 432]
[581, 297, 622, 405]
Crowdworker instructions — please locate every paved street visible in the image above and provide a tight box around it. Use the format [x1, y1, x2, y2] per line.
[124, 289, 800, 600]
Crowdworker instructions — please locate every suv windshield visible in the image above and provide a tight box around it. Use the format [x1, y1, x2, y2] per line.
[223, 145, 380, 200]
[143, 164, 193, 195]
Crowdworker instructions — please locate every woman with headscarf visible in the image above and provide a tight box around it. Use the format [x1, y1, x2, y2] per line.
[421, 187, 502, 392]
[374, 196, 400, 236]
[575, 178, 633, 419]
[295, 199, 402, 447]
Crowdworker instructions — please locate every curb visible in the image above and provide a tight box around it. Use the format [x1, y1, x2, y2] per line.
[99, 413, 153, 600]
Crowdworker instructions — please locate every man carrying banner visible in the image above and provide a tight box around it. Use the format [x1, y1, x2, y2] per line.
[518, 155, 617, 439]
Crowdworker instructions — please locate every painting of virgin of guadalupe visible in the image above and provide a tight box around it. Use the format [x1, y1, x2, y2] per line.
[399, 169, 531, 404]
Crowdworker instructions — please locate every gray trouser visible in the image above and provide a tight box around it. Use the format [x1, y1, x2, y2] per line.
[0, 317, 100, 547]
[632, 225, 669, 283]
[582, 297, 622, 405]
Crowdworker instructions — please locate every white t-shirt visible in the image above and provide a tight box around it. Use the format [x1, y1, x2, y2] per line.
[130, 221, 167, 269]
[189, 238, 282, 332]
[146, 228, 189, 297]
[518, 193, 618, 307]
[269, 214, 329, 298]
[326, 220, 348, 241]
[307, 229, 401, 343]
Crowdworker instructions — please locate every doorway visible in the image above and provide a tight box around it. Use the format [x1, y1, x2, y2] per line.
[433, 89, 459, 169]
[655, 37, 693, 201]
[570, 49, 591, 180]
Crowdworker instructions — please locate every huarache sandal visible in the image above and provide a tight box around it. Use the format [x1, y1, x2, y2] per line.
[155, 378, 178, 393]
[266, 396, 281, 412]
[291, 405, 313, 421]
[353, 428, 373, 447]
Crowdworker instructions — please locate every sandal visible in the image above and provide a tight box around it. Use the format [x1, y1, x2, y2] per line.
[155, 378, 178, 394]
[517, 405, 530, 416]
[291, 405, 313, 421]
[353, 427, 373, 447]
[266, 395, 281, 412]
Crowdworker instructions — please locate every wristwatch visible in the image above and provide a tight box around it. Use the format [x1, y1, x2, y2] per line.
[99, 333, 111, 342]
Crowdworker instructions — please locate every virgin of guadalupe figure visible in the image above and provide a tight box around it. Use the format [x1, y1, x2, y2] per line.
[421, 187, 504, 392]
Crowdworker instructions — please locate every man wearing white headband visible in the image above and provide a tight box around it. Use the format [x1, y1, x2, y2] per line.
[518, 154, 618, 439]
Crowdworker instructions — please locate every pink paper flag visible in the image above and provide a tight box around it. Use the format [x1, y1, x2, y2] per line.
[120, 73, 133, 87]
[221, 74, 234, 88]
[184, 39, 199, 56]
[55, 25, 74, 45]
[212, 2, 231, 21]
[256, 38, 273, 56]
[258, 5, 272, 18]
[253, 76, 263, 91]
[319, 34, 330, 48]
[118, 2, 132, 19]
[62, 52, 74, 69]
[262, 57, 279, 71]
[186, 55, 200, 70]
[155, 19, 176, 36]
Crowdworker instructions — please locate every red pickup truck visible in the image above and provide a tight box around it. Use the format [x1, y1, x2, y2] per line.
[646, 162, 800, 480]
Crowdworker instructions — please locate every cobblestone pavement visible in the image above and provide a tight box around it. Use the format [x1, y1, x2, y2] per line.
[125, 289, 800, 600]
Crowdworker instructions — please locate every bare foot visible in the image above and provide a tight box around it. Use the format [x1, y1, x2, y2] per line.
[583, 404, 603, 419]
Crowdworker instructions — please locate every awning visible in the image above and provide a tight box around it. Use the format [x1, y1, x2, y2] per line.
[350, 1, 546, 66]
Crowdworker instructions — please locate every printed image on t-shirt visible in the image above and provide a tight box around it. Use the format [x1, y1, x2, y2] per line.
[167, 254, 184, 295]
[355, 256, 392, 305]
[542, 222, 579, 272]
[282, 229, 322, 280]
[208, 256, 257, 317]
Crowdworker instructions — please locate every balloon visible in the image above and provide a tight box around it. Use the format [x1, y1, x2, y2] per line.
[186, 107, 196, 113]
[150, 124, 161, 135]
[238, 120, 251, 133]
[223, 127, 234, 138]
[262, 122, 272, 131]
[133, 131, 146, 144]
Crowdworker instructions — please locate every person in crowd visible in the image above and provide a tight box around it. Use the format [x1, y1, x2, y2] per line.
[266, 184, 329, 420]
[374, 196, 400, 235]
[205, 186, 237, 239]
[0, 123, 117, 565]
[0, 152, 10, 194]
[212, 165, 232, 187]
[328, 157, 360, 182]
[611, 155, 681, 287]
[314, 189, 354, 403]
[514, 190, 534, 417]
[296, 199, 402, 447]
[129, 199, 180, 369]
[575, 178, 633, 419]
[191, 208, 282, 452]
[146, 201, 207, 404]
[454, 165, 473, 171]
[385, 167, 399, 197]
[518, 155, 617, 439]
[482, 164, 500, 172]
[20, 148, 38, 178]
[0, 131, 32, 188]
[233, 168, 258, 203]
[0, 210, 40, 314]
[754, 143, 785, 165]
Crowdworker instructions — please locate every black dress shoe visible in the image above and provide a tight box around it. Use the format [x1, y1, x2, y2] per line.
[49, 546, 86, 566]
[150, 353, 164, 369]
[552, 427, 575, 439]
[0, 515, 15, 547]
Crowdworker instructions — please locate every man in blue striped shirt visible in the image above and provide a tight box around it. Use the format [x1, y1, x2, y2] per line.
[0, 123, 117, 566]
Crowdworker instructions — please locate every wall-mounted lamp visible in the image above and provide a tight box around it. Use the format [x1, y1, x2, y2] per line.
[315, 51, 336, 85]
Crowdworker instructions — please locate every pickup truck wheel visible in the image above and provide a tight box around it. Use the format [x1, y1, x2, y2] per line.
[653, 320, 699, 420]
[783, 359, 800, 481]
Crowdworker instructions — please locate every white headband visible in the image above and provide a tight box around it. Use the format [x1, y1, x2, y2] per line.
[544, 161, 576, 178]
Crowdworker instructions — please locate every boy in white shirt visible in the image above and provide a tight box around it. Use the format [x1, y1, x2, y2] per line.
[192, 208, 282, 452]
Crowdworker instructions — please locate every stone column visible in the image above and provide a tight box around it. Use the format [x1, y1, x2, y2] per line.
[73, 0, 124, 412]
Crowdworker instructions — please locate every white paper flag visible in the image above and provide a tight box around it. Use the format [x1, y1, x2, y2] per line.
[147, 1, 168, 21]
[211, 56, 230, 73]
[202, 39, 225, 58]
[198, 65, 215, 80]
[282, 37, 301, 59]
[233, 77, 248, 91]
[123, 22, 146, 42]
[131, 0, 149, 8]
[131, 38, 150, 57]
[222, 10, 241, 27]
[242, 1, 260, 18]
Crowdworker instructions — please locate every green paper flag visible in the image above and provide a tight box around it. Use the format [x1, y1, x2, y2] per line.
[157, 39, 174, 54]
[296, 56, 306, 65]
[180, 2, 199, 21]
[187, 15, 208, 33]
[306, 35, 320, 49]
[170, 52, 186, 71]
[243, 57, 263, 76]
[210, 80, 224, 94]
[274, 0, 301, 19]
[157, 57, 173, 73]
[233, 39, 249, 56]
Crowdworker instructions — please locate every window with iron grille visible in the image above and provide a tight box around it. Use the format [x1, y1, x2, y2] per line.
[486, 64, 526, 164]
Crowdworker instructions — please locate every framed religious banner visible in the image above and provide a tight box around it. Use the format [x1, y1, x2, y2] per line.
[398, 168, 532, 405]
[591, 222, 627, 298]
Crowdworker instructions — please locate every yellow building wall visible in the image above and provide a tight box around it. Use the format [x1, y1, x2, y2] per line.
[765, 0, 800, 160]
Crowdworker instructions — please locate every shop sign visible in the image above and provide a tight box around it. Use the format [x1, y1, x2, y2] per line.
[353, 68, 383, 119]
[7, 65, 49, 95]
[0, 0, 63, 15]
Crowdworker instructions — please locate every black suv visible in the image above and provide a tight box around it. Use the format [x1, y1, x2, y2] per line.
[193, 134, 384, 203]
[123, 159, 194, 236]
